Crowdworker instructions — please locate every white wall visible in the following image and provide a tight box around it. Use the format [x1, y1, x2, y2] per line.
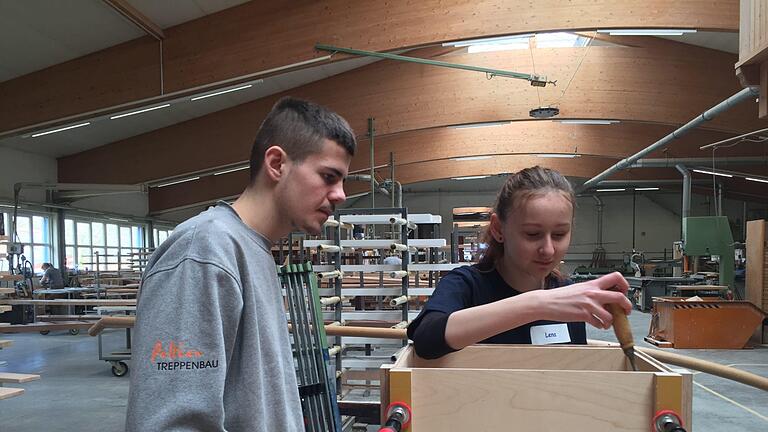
[0, 147, 149, 216]
[0, 147, 57, 203]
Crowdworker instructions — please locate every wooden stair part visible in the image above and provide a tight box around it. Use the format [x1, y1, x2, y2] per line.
[0, 321, 95, 333]
[0, 339, 12, 348]
[0, 387, 24, 400]
[0, 372, 41, 383]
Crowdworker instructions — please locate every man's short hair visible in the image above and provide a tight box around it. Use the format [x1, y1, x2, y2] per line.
[249, 97, 357, 181]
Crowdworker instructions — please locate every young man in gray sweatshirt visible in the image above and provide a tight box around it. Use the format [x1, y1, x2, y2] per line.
[126, 97, 356, 431]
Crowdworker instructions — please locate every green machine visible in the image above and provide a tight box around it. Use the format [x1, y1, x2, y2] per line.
[682, 216, 734, 290]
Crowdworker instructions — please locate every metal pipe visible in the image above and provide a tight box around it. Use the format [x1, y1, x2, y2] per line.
[675, 165, 691, 219]
[580, 86, 760, 191]
[390, 152, 395, 208]
[632, 156, 768, 167]
[717, 182, 723, 217]
[592, 195, 603, 247]
[368, 118, 375, 208]
[315, 44, 550, 85]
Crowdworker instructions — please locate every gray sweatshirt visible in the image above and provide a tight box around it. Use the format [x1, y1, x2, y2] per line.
[126, 203, 303, 431]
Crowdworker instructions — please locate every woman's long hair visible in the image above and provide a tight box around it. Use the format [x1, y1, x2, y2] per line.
[477, 166, 575, 281]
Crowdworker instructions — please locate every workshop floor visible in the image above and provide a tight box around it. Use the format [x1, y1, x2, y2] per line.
[0, 312, 766, 431]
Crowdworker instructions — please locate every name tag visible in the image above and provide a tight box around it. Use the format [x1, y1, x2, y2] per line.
[530, 323, 571, 345]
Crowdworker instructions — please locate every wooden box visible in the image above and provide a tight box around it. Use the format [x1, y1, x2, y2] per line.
[646, 297, 765, 349]
[381, 345, 692, 432]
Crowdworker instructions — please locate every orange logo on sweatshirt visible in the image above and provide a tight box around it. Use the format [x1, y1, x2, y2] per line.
[150, 340, 203, 362]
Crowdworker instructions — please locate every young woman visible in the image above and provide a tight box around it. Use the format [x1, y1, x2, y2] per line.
[408, 166, 632, 359]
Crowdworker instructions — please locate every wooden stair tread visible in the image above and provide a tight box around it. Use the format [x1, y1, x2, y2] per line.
[0, 387, 24, 400]
[0, 372, 40, 383]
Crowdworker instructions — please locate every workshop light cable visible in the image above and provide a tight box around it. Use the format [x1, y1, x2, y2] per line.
[552, 31, 596, 107]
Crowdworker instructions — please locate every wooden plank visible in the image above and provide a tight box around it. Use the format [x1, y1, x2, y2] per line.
[0, 321, 95, 333]
[0, 387, 24, 400]
[0, 339, 12, 348]
[0, 372, 41, 383]
[102, 0, 165, 40]
[406, 345, 659, 372]
[409, 368, 655, 431]
[0, 287, 16, 294]
[746, 219, 767, 344]
[0, 305, 11, 313]
[36, 315, 102, 321]
[0, 299, 136, 306]
[654, 373, 684, 421]
[0, 274, 24, 282]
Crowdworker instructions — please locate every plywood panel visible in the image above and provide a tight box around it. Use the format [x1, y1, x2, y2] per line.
[410, 368, 655, 431]
[408, 345, 632, 371]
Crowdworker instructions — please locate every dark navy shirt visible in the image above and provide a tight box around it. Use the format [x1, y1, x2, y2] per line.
[408, 264, 587, 346]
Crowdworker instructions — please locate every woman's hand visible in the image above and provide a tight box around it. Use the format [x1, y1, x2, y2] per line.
[534, 272, 632, 329]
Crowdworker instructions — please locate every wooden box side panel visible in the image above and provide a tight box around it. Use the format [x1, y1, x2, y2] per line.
[409, 369, 655, 431]
[407, 345, 632, 371]
[746, 219, 767, 344]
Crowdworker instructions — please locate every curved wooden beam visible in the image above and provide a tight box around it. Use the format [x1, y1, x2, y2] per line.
[0, 1, 739, 133]
[59, 39, 761, 185]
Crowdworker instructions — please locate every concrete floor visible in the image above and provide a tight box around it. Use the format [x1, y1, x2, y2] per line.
[1, 311, 766, 431]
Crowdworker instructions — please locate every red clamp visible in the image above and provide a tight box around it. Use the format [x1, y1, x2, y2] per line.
[379, 401, 412, 432]
[652, 409, 685, 432]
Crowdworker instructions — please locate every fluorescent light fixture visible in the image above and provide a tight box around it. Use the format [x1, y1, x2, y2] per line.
[108, 217, 130, 222]
[213, 166, 249, 176]
[191, 84, 253, 101]
[451, 156, 493, 161]
[31, 122, 91, 137]
[155, 176, 200, 188]
[597, 29, 697, 36]
[535, 154, 581, 158]
[557, 119, 619, 125]
[443, 34, 533, 48]
[595, 188, 626, 192]
[634, 187, 660, 191]
[110, 104, 171, 120]
[450, 121, 510, 129]
[452, 175, 489, 181]
[746, 177, 768, 184]
[692, 169, 732, 178]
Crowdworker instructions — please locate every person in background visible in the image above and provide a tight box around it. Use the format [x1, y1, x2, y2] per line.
[408, 166, 632, 359]
[39, 262, 65, 289]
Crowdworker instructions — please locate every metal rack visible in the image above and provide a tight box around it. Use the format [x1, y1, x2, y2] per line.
[297, 209, 461, 399]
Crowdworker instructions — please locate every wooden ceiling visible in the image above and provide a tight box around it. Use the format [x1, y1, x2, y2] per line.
[3, 0, 765, 215]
